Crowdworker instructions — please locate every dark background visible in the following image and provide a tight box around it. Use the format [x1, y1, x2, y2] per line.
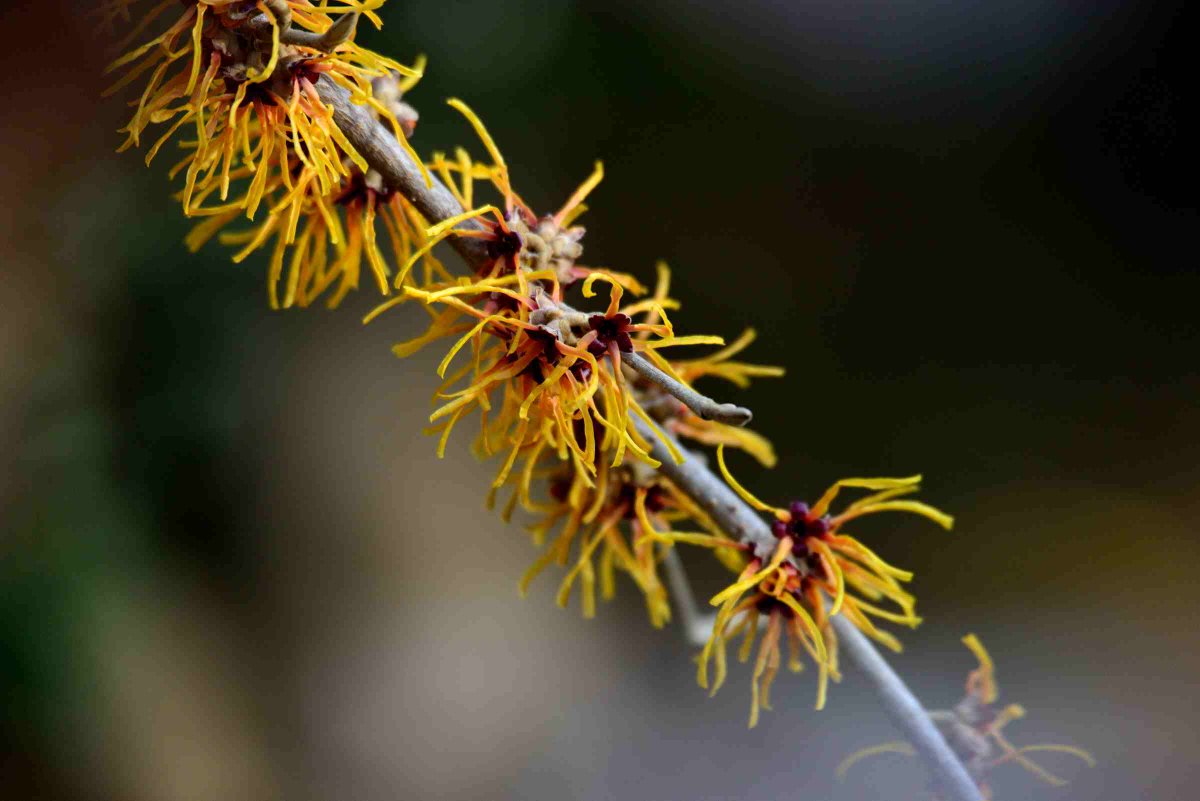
[2, 1, 1194, 799]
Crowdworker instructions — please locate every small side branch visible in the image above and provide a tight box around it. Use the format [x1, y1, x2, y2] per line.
[622, 351, 753, 426]
[662, 548, 716, 646]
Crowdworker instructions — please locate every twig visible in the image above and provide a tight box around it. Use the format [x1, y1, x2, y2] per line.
[662, 548, 716, 646]
[248, 6, 361, 50]
[319, 75, 983, 801]
[622, 351, 753, 426]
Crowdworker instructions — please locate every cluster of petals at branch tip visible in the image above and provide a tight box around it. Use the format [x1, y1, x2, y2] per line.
[838, 634, 1095, 798]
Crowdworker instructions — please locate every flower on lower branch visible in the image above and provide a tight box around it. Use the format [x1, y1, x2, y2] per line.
[510, 460, 742, 627]
[838, 634, 1095, 799]
[695, 445, 954, 727]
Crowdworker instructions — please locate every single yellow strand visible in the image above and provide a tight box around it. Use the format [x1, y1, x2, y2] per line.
[554, 161, 604, 225]
[852, 599, 922, 627]
[652, 532, 737, 549]
[492, 419, 530, 488]
[436, 407, 467, 458]
[841, 499, 955, 530]
[247, 1, 281, 84]
[811, 475, 923, 518]
[991, 729, 1069, 786]
[581, 271, 624, 318]
[184, 4, 207, 95]
[642, 335, 726, 349]
[810, 539, 846, 616]
[104, 31, 171, 75]
[1008, 744, 1096, 768]
[962, 632, 998, 703]
[715, 445, 784, 516]
[398, 53, 426, 92]
[446, 98, 507, 171]
[835, 742, 916, 780]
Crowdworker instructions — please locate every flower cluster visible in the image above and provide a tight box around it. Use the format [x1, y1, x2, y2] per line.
[697, 445, 954, 725]
[364, 101, 779, 494]
[838, 635, 1095, 798]
[350, 102, 787, 623]
[102, 0, 435, 307]
[106, 4, 1091, 780]
[105, 0, 787, 647]
[512, 460, 742, 628]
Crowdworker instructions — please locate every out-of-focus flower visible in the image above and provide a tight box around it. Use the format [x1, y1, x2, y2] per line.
[103, 1, 427, 306]
[183, 67, 441, 308]
[696, 446, 953, 725]
[838, 634, 1095, 798]
[510, 460, 742, 627]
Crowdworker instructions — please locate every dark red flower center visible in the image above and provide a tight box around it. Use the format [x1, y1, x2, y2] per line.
[587, 313, 634, 355]
[770, 500, 832, 542]
[486, 229, 523, 260]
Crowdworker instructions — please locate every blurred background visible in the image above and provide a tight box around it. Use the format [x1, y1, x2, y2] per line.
[2, 1, 1194, 799]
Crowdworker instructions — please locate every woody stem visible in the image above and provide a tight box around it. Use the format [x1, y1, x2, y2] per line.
[316, 79, 492, 267]
[622, 351, 753, 426]
[318, 76, 983, 801]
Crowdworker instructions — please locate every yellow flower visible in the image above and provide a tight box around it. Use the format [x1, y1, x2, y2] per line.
[103, 1, 424, 243]
[364, 103, 764, 492]
[194, 160, 448, 308]
[695, 446, 954, 725]
[505, 459, 742, 626]
[379, 271, 720, 488]
[183, 69, 441, 310]
[102, 2, 432, 308]
[697, 537, 836, 728]
[838, 635, 1095, 799]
